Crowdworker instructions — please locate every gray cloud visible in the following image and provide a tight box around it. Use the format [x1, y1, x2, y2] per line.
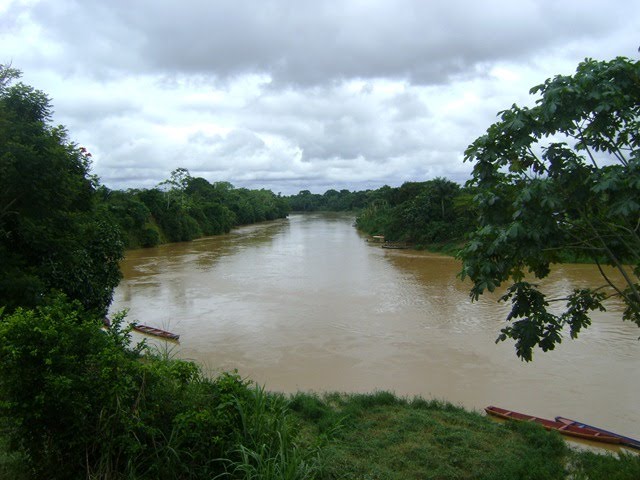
[10, 0, 634, 85]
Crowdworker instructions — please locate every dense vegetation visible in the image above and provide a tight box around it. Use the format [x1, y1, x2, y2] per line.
[99, 168, 289, 250]
[105, 177, 474, 252]
[0, 67, 123, 316]
[353, 178, 476, 248]
[287, 189, 369, 212]
[460, 56, 640, 361]
[286, 178, 477, 251]
[0, 298, 323, 479]
[286, 179, 477, 250]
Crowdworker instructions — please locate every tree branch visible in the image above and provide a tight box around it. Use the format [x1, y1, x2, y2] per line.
[587, 217, 640, 313]
[576, 125, 599, 168]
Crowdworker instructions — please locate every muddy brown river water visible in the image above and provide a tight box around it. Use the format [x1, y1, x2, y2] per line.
[111, 212, 640, 443]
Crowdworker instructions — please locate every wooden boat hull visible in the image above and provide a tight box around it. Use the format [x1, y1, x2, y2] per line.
[555, 416, 640, 450]
[132, 323, 180, 341]
[485, 406, 621, 444]
[381, 243, 409, 249]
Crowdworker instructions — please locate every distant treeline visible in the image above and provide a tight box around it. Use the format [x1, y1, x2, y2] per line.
[287, 179, 477, 247]
[286, 189, 370, 211]
[98, 168, 289, 249]
[106, 176, 477, 250]
[354, 179, 476, 246]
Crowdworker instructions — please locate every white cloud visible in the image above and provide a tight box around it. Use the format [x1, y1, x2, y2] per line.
[1, 0, 638, 193]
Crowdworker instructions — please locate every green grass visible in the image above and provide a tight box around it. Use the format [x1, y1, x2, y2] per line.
[289, 391, 639, 480]
[2, 384, 637, 479]
[221, 385, 324, 480]
[568, 450, 640, 480]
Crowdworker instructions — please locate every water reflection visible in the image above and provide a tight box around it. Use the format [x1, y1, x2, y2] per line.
[111, 213, 640, 442]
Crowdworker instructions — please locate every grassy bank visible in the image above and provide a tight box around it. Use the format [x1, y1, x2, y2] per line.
[2, 387, 639, 479]
[289, 391, 640, 480]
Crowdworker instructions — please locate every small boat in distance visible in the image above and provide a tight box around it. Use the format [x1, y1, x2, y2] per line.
[485, 406, 621, 445]
[555, 416, 640, 450]
[131, 323, 180, 341]
[381, 242, 409, 249]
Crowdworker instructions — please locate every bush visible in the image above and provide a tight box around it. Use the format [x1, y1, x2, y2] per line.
[0, 296, 143, 478]
[139, 226, 161, 247]
[0, 296, 318, 479]
[0, 297, 239, 478]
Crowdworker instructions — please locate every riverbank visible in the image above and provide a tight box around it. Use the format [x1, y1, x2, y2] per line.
[415, 240, 463, 257]
[379, 238, 599, 264]
[2, 385, 638, 479]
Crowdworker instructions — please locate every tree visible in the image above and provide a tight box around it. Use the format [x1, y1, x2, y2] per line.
[158, 167, 192, 209]
[288, 190, 323, 211]
[0, 65, 123, 314]
[460, 57, 640, 361]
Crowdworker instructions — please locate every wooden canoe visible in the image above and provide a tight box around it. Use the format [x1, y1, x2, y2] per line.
[381, 242, 409, 249]
[131, 323, 180, 341]
[555, 416, 640, 450]
[485, 406, 621, 444]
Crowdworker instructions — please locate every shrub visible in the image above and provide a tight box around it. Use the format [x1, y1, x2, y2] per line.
[0, 297, 240, 478]
[0, 296, 317, 479]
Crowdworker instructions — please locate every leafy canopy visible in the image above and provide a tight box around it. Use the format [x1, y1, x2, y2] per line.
[0, 65, 123, 314]
[460, 57, 640, 361]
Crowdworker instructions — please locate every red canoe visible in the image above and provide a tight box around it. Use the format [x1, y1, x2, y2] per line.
[131, 323, 180, 341]
[485, 406, 621, 444]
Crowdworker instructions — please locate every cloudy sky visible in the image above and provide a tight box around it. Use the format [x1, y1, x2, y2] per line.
[1, 0, 638, 194]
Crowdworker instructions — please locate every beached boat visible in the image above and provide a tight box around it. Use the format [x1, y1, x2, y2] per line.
[381, 242, 409, 249]
[131, 323, 180, 341]
[555, 416, 640, 449]
[485, 406, 621, 444]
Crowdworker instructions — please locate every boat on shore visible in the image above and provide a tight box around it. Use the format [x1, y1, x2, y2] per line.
[555, 416, 640, 450]
[485, 406, 621, 444]
[131, 323, 180, 341]
[381, 242, 409, 249]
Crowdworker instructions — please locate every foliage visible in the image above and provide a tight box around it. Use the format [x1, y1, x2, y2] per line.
[460, 56, 640, 360]
[287, 189, 369, 212]
[96, 188, 160, 248]
[0, 65, 123, 314]
[355, 178, 476, 246]
[98, 170, 289, 248]
[221, 386, 323, 480]
[0, 297, 140, 478]
[0, 296, 318, 479]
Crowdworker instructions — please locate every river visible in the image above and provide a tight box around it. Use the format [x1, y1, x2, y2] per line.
[111, 212, 640, 443]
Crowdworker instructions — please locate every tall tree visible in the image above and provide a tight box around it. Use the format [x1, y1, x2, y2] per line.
[0, 66, 123, 314]
[460, 57, 640, 360]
